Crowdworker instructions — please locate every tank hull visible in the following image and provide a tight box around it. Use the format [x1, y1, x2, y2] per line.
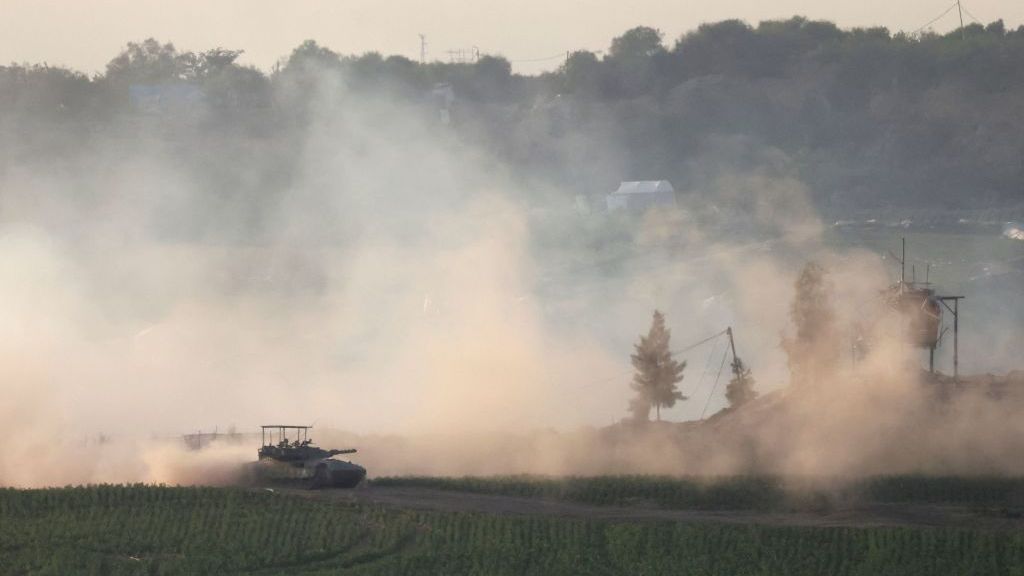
[249, 457, 366, 489]
[310, 462, 367, 489]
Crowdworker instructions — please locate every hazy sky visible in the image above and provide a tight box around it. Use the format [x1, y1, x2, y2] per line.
[3, 0, 1021, 74]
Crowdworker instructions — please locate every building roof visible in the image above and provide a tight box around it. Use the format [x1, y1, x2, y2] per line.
[612, 180, 675, 195]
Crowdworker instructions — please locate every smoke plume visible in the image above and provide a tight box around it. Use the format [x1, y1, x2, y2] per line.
[2, 56, 1022, 488]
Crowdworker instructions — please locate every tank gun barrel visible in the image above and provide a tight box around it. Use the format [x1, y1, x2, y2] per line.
[327, 448, 357, 456]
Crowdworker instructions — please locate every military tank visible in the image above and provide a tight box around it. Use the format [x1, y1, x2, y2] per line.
[252, 425, 366, 488]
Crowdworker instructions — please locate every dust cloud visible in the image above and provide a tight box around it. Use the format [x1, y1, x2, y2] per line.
[2, 60, 1022, 488]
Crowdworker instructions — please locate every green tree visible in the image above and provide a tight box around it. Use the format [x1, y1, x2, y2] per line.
[468, 55, 513, 100]
[610, 26, 665, 60]
[606, 26, 665, 98]
[782, 262, 840, 388]
[104, 38, 189, 84]
[629, 310, 686, 422]
[0, 64, 94, 119]
[281, 39, 343, 73]
[188, 48, 244, 80]
[672, 20, 756, 78]
[561, 50, 602, 95]
[272, 39, 345, 119]
[725, 356, 757, 408]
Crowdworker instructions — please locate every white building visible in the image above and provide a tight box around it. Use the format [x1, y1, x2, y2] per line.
[606, 180, 677, 212]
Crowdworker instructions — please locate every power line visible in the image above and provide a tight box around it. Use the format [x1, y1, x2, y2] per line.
[509, 52, 569, 64]
[700, 345, 731, 420]
[671, 328, 729, 356]
[574, 327, 728, 389]
[685, 336, 722, 400]
[957, 0, 966, 39]
[510, 49, 605, 65]
[911, 1, 960, 36]
[961, 5, 985, 25]
[568, 325, 738, 421]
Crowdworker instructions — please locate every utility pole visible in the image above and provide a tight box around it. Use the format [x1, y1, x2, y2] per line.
[953, 297, 959, 378]
[726, 327, 739, 375]
[419, 34, 427, 64]
[938, 296, 964, 380]
[957, 0, 965, 40]
[699, 326, 741, 420]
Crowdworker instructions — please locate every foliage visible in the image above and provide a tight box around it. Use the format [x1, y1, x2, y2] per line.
[560, 50, 602, 95]
[103, 39, 189, 84]
[628, 310, 686, 422]
[374, 474, 788, 510]
[281, 39, 344, 73]
[5, 17, 1024, 220]
[725, 356, 758, 408]
[782, 262, 841, 388]
[4, 484, 1024, 575]
[374, 474, 1024, 511]
[609, 26, 665, 60]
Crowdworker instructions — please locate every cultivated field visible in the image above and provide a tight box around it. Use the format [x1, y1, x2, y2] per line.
[5, 479, 1024, 575]
[371, 474, 1024, 512]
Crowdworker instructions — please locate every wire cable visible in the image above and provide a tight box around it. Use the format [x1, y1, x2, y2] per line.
[686, 337, 721, 400]
[911, 1, 960, 35]
[700, 346, 731, 420]
[510, 53, 567, 64]
[574, 327, 726, 389]
[961, 5, 984, 26]
[700, 340, 733, 416]
[671, 328, 728, 356]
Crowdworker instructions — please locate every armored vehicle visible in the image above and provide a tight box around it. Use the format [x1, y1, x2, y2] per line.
[253, 425, 366, 488]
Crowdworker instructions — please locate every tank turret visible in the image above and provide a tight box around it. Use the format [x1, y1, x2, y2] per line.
[253, 425, 366, 488]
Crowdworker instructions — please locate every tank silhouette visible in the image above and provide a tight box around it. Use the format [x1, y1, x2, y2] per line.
[253, 425, 366, 488]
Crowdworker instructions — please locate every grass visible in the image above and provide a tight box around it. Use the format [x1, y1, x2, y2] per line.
[372, 474, 1024, 511]
[372, 474, 790, 511]
[4, 483, 1024, 575]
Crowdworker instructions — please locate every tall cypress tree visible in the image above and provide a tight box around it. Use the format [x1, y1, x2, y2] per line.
[782, 262, 839, 388]
[629, 310, 686, 422]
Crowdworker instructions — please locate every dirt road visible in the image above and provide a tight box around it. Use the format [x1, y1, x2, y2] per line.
[273, 485, 1024, 530]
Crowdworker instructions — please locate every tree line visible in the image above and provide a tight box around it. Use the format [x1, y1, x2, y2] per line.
[4, 17, 1024, 213]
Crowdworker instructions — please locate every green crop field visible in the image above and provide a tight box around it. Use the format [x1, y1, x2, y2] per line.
[373, 475, 791, 511]
[4, 484, 1024, 575]
[372, 474, 1024, 511]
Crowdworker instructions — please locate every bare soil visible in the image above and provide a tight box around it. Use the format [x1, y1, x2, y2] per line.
[271, 485, 1024, 530]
